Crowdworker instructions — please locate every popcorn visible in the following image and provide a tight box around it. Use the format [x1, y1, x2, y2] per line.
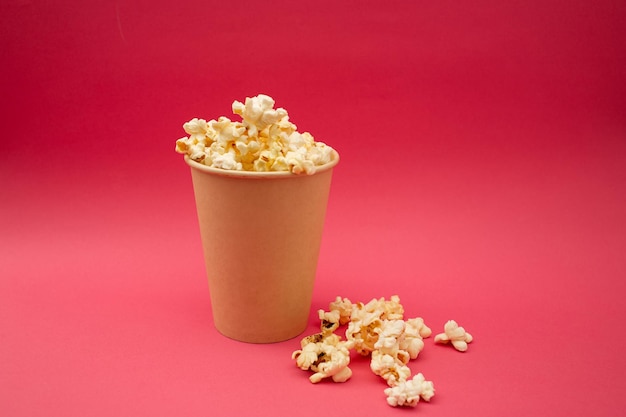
[374, 319, 406, 353]
[175, 94, 335, 174]
[318, 309, 341, 334]
[294, 295, 438, 408]
[400, 317, 431, 360]
[345, 296, 407, 356]
[345, 307, 383, 356]
[434, 320, 474, 352]
[379, 295, 404, 320]
[182, 117, 209, 143]
[211, 116, 246, 146]
[211, 150, 242, 171]
[187, 143, 207, 161]
[294, 297, 477, 408]
[370, 350, 411, 386]
[328, 296, 353, 326]
[291, 332, 354, 383]
[232, 94, 287, 133]
[384, 373, 435, 407]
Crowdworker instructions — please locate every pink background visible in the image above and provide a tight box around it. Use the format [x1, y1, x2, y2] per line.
[2, 0, 625, 415]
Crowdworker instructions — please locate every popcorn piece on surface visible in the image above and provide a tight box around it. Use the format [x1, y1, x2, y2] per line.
[176, 94, 335, 174]
[370, 351, 411, 386]
[328, 296, 354, 326]
[356, 296, 405, 321]
[293, 337, 323, 370]
[384, 373, 435, 407]
[380, 295, 404, 320]
[346, 308, 383, 356]
[434, 320, 473, 352]
[292, 332, 332, 370]
[292, 332, 354, 384]
[374, 320, 406, 354]
[309, 347, 353, 384]
[399, 317, 431, 360]
[318, 309, 341, 334]
[408, 317, 432, 338]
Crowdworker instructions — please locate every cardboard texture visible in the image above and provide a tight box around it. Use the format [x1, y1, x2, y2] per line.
[186, 152, 339, 343]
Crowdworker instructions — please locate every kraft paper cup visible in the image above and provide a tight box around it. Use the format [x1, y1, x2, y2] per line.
[185, 151, 339, 343]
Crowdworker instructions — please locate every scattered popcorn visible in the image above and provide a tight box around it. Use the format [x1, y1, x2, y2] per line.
[434, 320, 474, 352]
[345, 296, 407, 356]
[384, 373, 435, 407]
[400, 317, 432, 360]
[328, 296, 354, 326]
[379, 295, 404, 320]
[370, 350, 411, 386]
[374, 319, 406, 354]
[175, 94, 336, 174]
[318, 309, 341, 334]
[345, 306, 383, 356]
[291, 332, 355, 384]
[294, 295, 440, 409]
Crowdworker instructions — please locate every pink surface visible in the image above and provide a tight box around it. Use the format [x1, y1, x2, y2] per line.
[1, 1, 625, 415]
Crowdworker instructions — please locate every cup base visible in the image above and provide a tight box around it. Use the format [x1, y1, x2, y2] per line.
[214, 322, 308, 344]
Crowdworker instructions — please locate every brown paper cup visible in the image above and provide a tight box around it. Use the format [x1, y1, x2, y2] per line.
[185, 151, 339, 343]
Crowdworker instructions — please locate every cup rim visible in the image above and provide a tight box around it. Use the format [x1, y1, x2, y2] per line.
[184, 149, 339, 179]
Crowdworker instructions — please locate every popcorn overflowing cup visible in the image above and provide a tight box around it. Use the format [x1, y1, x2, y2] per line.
[176, 95, 339, 343]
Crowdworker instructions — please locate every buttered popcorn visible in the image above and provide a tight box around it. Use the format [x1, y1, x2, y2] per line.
[175, 94, 335, 174]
